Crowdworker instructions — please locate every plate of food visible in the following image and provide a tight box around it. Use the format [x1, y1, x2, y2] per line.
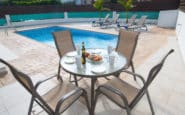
[87, 54, 103, 64]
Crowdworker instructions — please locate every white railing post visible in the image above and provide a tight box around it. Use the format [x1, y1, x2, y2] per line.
[64, 12, 68, 19]
[5, 14, 11, 26]
[113, 11, 117, 19]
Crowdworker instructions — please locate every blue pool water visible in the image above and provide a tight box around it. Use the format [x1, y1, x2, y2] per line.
[16, 26, 118, 49]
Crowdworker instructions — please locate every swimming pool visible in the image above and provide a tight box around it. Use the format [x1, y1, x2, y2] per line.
[16, 26, 118, 49]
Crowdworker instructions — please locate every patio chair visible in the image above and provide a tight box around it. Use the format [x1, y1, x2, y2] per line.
[52, 30, 82, 85]
[92, 14, 110, 27]
[117, 14, 137, 28]
[116, 29, 140, 80]
[0, 59, 90, 115]
[94, 49, 174, 115]
[100, 14, 120, 28]
[127, 16, 148, 31]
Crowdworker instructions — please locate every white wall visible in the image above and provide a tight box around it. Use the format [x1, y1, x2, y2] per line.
[158, 10, 178, 28]
[176, 10, 185, 64]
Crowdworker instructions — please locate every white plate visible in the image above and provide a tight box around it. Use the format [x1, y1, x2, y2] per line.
[91, 66, 106, 74]
[87, 58, 103, 64]
[91, 49, 101, 54]
[66, 52, 77, 57]
[64, 58, 75, 64]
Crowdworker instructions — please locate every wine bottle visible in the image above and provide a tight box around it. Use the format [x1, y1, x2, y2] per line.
[81, 42, 86, 64]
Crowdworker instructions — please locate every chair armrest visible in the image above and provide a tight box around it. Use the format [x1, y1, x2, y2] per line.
[35, 74, 57, 90]
[55, 88, 84, 113]
[121, 70, 146, 85]
[97, 85, 129, 106]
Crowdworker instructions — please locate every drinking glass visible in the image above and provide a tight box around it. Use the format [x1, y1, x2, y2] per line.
[107, 45, 113, 55]
[109, 55, 115, 66]
[75, 55, 81, 69]
[76, 44, 81, 55]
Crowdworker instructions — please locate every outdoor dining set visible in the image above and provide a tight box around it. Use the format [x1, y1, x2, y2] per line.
[0, 28, 174, 115]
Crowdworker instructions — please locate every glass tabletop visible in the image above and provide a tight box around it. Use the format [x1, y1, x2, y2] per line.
[61, 49, 127, 78]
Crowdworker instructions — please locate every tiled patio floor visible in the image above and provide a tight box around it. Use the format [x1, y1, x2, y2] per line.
[0, 23, 184, 115]
[0, 24, 173, 87]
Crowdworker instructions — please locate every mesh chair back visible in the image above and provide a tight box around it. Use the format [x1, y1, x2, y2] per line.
[0, 59, 34, 93]
[116, 29, 139, 67]
[53, 30, 75, 58]
[0, 59, 54, 113]
[131, 49, 174, 107]
[146, 49, 174, 87]
[137, 16, 147, 27]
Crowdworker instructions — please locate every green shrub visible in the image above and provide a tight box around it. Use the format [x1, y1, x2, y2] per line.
[0, 0, 9, 5]
[10, 0, 59, 5]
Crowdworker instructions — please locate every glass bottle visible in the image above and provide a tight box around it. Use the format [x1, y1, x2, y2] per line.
[81, 42, 86, 64]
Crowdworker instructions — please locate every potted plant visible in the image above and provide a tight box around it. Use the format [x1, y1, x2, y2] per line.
[93, 0, 110, 22]
[118, 0, 134, 23]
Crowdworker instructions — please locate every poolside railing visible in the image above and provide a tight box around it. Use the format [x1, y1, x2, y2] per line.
[0, 11, 159, 28]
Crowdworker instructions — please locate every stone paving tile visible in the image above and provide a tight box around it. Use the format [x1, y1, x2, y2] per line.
[0, 96, 7, 113]
[0, 30, 59, 87]
[0, 81, 3, 87]
[0, 110, 9, 115]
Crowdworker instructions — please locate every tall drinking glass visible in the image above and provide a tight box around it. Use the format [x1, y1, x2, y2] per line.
[107, 45, 113, 55]
[76, 44, 81, 55]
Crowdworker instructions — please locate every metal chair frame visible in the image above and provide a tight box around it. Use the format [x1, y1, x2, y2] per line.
[52, 30, 82, 86]
[94, 49, 174, 115]
[0, 59, 90, 115]
[116, 29, 140, 80]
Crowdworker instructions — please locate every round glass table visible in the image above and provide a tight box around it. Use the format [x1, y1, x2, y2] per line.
[61, 49, 127, 115]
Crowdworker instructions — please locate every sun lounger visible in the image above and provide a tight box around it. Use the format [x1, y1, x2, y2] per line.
[127, 14, 137, 25]
[92, 14, 110, 27]
[117, 14, 137, 28]
[125, 16, 148, 31]
[100, 14, 120, 28]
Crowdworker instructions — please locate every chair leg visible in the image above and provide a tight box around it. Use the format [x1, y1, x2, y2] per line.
[28, 96, 34, 115]
[124, 99, 131, 115]
[74, 75, 78, 86]
[93, 91, 101, 114]
[144, 25, 148, 31]
[146, 91, 155, 115]
[57, 64, 63, 82]
[130, 61, 136, 81]
[104, 76, 110, 80]
[146, 26, 148, 31]
[83, 91, 91, 115]
[69, 74, 72, 82]
[125, 106, 131, 115]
